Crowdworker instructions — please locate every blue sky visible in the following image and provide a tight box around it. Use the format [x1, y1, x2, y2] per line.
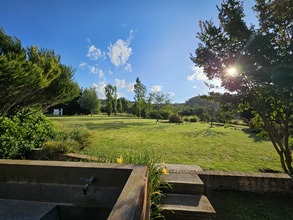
[1, 0, 257, 103]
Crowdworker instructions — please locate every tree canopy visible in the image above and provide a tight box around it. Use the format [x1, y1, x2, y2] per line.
[134, 77, 146, 118]
[191, 0, 293, 174]
[104, 84, 115, 116]
[0, 28, 79, 116]
[78, 87, 100, 116]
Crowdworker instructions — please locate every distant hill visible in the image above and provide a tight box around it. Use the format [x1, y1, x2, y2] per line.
[185, 96, 212, 107]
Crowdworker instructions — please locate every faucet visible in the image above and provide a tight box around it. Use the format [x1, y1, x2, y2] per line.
[80, 176, 95, 195]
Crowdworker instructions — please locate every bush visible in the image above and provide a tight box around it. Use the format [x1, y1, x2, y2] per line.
[183, 117, 190, 122]
[169, 114, 183, 123]
[0, 109, 57, 158]
[37, 141, 70, 160]
[190, 116, 199, 123]
[68, 126, 93, 150]
[149, 110, 172, 120]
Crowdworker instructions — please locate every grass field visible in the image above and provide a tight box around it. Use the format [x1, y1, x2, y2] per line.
[49, 115, 282, 173]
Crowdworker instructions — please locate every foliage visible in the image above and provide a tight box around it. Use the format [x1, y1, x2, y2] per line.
[149, 110, 171, 120]
[0, 28, 79, 116]
[68, 126, 94, 150]
[113, 86, 118, 116]
[150, 91, 172, 122]
[0, 109, 56, 158]
[169, 113, 182, 123]
[134, 77, 147, 118]
[191, 0, 293, 174]
[190, 116, 199, 123]
[78, 87, 100, 116]
[104, 84, 115, 116]
[89, 148, 168, 219]
[37, 141, 69, 160]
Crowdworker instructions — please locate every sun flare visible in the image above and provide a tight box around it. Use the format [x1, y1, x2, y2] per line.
[226, 67, 238, 77]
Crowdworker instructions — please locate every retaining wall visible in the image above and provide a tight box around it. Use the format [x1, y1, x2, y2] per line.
[197, 171, 293, 195]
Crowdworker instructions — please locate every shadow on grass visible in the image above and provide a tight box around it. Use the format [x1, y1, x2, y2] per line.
[184, 128, 226, 138]
[257, 168, 281, 173]
[79, 121, 151, 131]
[241, 128, 266, 142]
[209, 190, 293, 220]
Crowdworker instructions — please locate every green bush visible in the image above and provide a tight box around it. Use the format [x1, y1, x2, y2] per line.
[38, 141, 70, 160]
[190, 116, 199, 122]
[169, 113, 183, 123]
[183, 117, 190, 122]
[68, 126, 93, 150]
[0, 109, 57, 158]
[148, 110, 172, 120]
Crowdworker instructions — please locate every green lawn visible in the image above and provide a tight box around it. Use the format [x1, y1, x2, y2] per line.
[49, 115, 282, 173]
[209, 191, 293, 220]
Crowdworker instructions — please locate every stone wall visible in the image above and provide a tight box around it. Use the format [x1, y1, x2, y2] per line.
[197, 171, 293, 195]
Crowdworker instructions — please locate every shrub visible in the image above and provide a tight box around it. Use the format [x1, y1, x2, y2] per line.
[68, 126, 93, 150]
[190, 116, 199, 122]
[37, 141, 70, 160]
[183, 117, 190, 122]
[149, 110, 172, 120]
[169, 113, 182, 123]
[0, 109, 57, 158]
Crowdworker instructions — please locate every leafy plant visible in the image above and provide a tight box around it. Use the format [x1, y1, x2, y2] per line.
[0, 109, 57, 158]
[68, 126, 94, 150]
[190, 116, 199, 123]
[169, 114, 182, 123]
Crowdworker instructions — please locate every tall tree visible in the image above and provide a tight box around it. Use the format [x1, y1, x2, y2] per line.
[191, 0, 293, 174]
[78, 87, 100, 116]
[0, 28, 79, 116]
[113, 86, 118, 116]
[104, 84, 115, 116]
[117, 98, 123, 115]
[133, 77, 146, 118]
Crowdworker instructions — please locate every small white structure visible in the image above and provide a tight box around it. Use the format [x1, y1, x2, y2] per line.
[53, 108, 63, 116]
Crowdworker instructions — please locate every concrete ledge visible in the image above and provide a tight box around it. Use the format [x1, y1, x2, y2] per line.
[0, 159, 149, 220]
[197, 170, 293, 195]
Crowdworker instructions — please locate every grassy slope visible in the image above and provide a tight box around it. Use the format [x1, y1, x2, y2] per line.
[49, 115, 281, 173]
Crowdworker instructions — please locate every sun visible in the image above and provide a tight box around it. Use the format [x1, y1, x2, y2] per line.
[226, 67, 238, 77]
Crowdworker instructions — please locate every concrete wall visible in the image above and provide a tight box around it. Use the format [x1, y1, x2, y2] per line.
[0, 160, 149, 220]
[197, 171, 293, 195]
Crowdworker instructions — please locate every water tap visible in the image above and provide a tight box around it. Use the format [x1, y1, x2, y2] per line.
[80, 176, 95, 195]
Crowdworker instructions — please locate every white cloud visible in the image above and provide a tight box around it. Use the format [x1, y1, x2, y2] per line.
[89, 66, 104, 78]
[89, 66, 99, 74]
[93, 81, 106, 99]
[150, 85, 162, 93]
[108, 39, 132, 67]
[187, 66, 208, 81]
[126, 82, 135, 92]
[109, 70, 114, 75]
[115, 79, 126, 89]
[188, 66, 222, 91]
[167, 92, 175, 97]
[87, 45, 102, 60]
[124, 63, 132, 72]
[107, 30, 134, 68]
[117, 92, 123, 99]
[98, 69, 104, 78]
[114, 79, 135, 92]
[79, 61, 87, 69]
